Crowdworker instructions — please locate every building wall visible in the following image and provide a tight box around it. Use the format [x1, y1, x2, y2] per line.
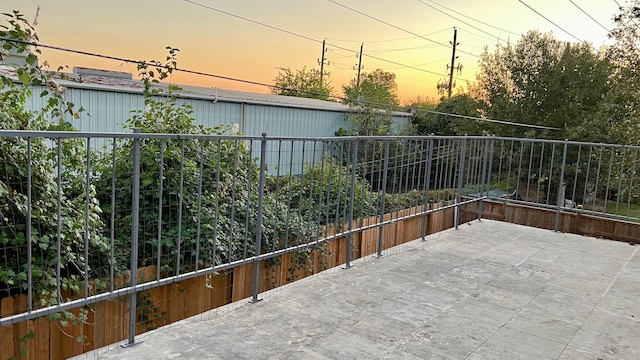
[23, 85, 412, 174]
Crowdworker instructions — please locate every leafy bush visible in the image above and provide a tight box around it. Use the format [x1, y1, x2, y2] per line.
[0, 11, 108, 303]
[93, 50, 318, 275]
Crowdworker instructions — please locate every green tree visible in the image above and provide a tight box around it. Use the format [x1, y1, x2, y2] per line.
[343, 68, 399, 107]
[476, 31, 613, 140]
[606, 0, 640, 145]
[271, 66, 333, 100]
[411, 94, 482, 136]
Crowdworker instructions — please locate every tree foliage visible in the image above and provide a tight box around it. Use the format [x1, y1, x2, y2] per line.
[411, 94, 482, 136]
[606, 0, 640, 145]
[271, 66, 333, 100]
[343, 68, 399, 107]
[476, 31, 613, 140]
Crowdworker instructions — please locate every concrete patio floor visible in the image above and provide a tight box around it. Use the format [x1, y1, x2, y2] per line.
[77, 220, 640, 359]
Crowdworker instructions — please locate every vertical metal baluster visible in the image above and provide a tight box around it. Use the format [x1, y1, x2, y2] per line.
[156, 140, 164, 281]
[195, 140, 204, 271]
[296, 142, 306, 245]
[84, 138, 91, 298]
[176, 140, 185, 275]
[285, 140, 295, 248]
[243, 140, 254, 259]
[478, 138, 490, 221]
[546, 144, 556, 205]
[251, 133, 267, 303]
[455, 139, 467, 230]
[344, 138, 359, 269]
[376, 140, 390, 256]
[506, 141, 514, 196]
[228, 141, 239, 262]
[110, 138, 117, 292]
[615, 147, 627, 216]
[212, 140, 222, 266]
[572, 145, 581, 206]
[57, 138, 63, 304]
[583, 146, 593, 209]
[124, 128, 141, 347]
[274, 140, 283, 253]
[626, 150, 638, 219]
[593, 146, 604, 213]
[537, 143, 545, 203]
[421, 137, 434, 241]
[26, 137, 32, 312]
[526, 142, 534, 201]
[604, 146, 616, 214]
[555, 140, 568, 232]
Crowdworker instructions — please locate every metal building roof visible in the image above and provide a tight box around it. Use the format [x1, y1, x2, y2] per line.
[0, 65, 412, 116]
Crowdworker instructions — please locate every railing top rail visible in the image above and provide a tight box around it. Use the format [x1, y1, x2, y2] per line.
[1, 130, 640, 150]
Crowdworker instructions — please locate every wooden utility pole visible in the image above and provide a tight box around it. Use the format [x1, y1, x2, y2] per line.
[319, 39, 329, 86]
[355, 43, 364, 101]
[447, 28, 458, 98]
[356, 43, 364, 89]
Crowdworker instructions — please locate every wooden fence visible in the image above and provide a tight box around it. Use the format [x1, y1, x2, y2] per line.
[463, 200, 640, 245]
[4, 201, 634, 359]
[0, 206, 455, 360]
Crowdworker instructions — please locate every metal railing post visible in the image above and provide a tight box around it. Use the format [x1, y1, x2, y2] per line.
[251, 133, 268, 303]
[26, 137, 32, 313]
[478, 138, 490, 221]
[124, 128, 141, 347]
[555, 139, 569, 232]
[376, 140, 390, 257]
[455, 139, 467, 230]
[344, 138, 359, 269]
[421, 137, 434, 241]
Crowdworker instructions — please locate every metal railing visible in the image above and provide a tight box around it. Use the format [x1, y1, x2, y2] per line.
[1, 131, 638, 347]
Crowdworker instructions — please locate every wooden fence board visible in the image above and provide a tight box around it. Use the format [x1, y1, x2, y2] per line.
[360, 228, 378, 257]
[1, 296, 14, 360]
[92, 300, 105, 350]
[36, 317, 50, 360]
[13, 295, 27, 359]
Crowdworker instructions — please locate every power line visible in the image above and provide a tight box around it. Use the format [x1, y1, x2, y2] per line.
[1, 37, 559, 131]
[421, 0, 521, 37]
[325, 0, 480, 59]
[568, 0, 610, 32]
[182, 0, 319, 43]
[457, 26, 503, 43]
[518, 0, 583, 42]
[426, 110, 561, 130]
[417, 0, 505, 42]
[181, 0, 454, 79]
[326, 27, 452, 43]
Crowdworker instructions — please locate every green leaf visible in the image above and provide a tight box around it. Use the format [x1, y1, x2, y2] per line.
[26, 53, 37, 65]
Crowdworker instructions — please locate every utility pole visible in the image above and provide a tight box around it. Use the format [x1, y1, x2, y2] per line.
[318, 39, 329, 86]
[354, 43, 364, 101]
[447, 27, 458, 98]
[355, 43, 364, 88]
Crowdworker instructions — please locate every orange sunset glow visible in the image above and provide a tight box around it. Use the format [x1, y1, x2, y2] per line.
[3, 0, 620, 103]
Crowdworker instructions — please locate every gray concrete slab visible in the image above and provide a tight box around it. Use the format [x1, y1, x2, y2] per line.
[75, 220, 640, 360]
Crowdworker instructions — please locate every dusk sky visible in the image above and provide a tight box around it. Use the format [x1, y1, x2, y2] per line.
[3, 0, 622, 103]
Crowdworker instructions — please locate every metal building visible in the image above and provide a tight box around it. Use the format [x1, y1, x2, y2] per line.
[15, 67, 412, 138]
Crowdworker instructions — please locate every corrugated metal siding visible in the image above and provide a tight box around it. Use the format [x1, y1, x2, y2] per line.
[391, 115, 411, 134]
[65, 88, 146, 132]
[243, 104, 346, 174]
[181, 99, 242, 132]
[243, 104, 347, 137]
